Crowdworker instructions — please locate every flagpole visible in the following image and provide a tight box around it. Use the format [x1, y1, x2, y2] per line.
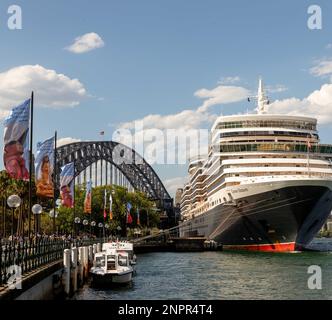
[73, 159, 76, 220]
[53, 131, 57, 235]
[28, 92, 34, 238]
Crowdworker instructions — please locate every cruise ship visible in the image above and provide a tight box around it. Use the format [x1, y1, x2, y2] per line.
[179, 78, 332, 252]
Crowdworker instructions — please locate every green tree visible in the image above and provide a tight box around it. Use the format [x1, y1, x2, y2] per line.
[55, 184, 158, 237]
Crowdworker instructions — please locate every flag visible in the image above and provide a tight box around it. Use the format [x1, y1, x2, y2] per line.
[109, 193, 113, 220]
[126, 202, 133, 224]
[60, 162, 74, 208]
[137, 208, 140, 225]
[35, 137, 54, 198]
[103, 189, 107, 220]
[84, 181, 92, 213]
[3, 99, 30, 180]
[100, 131, 105, 136]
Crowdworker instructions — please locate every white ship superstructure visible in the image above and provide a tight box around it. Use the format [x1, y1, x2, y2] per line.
[179, 78, 332, 251]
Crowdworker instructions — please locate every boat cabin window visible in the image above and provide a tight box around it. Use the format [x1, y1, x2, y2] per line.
[118, 255, 128, 267]
[95, 256, 105, 267]
[107, 255, 116, 270]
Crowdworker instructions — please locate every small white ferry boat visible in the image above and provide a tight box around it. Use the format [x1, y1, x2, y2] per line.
[90, 249, 133, 285]
[102, 241, 137, 265]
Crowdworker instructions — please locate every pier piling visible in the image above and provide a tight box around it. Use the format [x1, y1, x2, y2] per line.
[78, 247, 84, 287]
[71, 247, 78, 293]
[63, 249, 71, 296]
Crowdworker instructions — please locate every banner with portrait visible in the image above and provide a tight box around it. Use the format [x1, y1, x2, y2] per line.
[35, 137, 54, 198]
[60, 162, 74, 208]
[3, 99, 30, 180]
[84, 181, 92, 214]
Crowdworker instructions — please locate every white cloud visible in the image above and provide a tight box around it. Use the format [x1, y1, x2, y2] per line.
[268, 83, 332, 124]
[120, 109, 216, 131]
[66, 32, 105, 54]
[195, 85, 250, 112]
[120, 83, 249, 130]
[218, 76, 241, 85]
[310, 59, 332, 78]
[0, 64, 87, 119]
[57, 137, 82, 147]
[164, 176, 188, 198]
[266, 84, 288, 93]
[116, 83, 250, 165]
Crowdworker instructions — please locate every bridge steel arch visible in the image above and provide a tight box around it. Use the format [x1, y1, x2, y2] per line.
[56, 141, 172, 209]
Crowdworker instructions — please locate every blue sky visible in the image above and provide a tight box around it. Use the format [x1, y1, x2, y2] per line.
[1, 0, 332, 195]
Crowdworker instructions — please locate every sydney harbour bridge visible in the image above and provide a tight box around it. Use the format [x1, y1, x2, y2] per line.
[56, 141, 175, 223]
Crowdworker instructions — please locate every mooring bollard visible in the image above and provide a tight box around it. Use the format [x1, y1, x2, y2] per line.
[71, 247, 78, 293]
[63, 249, 71, 296]
[83, 246, 89, 278]
[88, 245, 93, 267]
[78, 247, 84, 286]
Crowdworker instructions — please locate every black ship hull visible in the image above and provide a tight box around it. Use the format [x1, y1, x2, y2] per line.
[179, 185, 332, 252]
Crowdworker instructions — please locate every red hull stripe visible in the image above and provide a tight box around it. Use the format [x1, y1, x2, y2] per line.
[223, 242, 296, 252]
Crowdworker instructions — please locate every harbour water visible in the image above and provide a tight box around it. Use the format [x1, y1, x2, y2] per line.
[73, 238, 332, 300]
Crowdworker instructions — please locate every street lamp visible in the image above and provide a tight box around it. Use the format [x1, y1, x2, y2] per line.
[32, 204, 43, 235]
[49, 209, 58, 219]
[116, 225, 122, 238]
[49, 209, 58, 235]
[7, 195, 21, 238]
[74, 217, 81, 237]
[98, 222, 103, 238]
[90, 220, 96, 236]
[83, 219, 88, 234]
[105, 223, 109, 238]
[55, 199, 62, 207]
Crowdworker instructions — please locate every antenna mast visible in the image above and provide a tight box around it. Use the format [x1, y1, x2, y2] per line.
[257, 77, 268, 114]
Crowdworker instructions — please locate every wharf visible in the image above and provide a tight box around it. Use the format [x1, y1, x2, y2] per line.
[133, 237, 222, 253]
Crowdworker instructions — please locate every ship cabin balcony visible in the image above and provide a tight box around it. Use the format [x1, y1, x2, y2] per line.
[219, 142, 332, 155]
[214, 118, 317, 131]
[207, 171, 332, 189]
[219, 130, 318, 140]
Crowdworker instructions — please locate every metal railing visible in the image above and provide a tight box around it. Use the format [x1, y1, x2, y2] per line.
[0, 237, 102, 287]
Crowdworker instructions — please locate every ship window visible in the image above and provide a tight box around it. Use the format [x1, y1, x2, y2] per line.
[107, 255, 116, 270]
[118, 255, 128, 267]
[95, 256, 105, 267]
